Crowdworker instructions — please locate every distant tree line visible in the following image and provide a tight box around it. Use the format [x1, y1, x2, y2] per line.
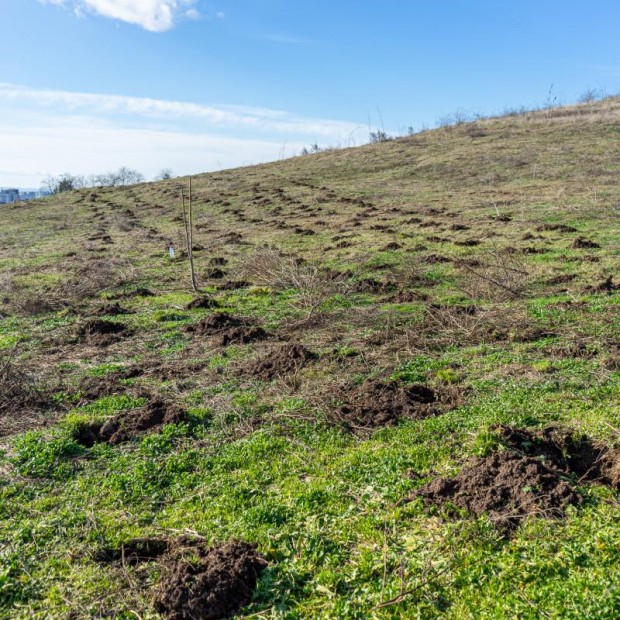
[41, 167, 175, 194]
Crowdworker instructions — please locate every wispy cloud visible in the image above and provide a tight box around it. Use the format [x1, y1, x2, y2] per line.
[39, 0, 199, 32]
[0, 83, 360, 139]
[0, 83, 363, 186]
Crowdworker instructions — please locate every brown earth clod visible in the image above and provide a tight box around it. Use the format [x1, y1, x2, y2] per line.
[412, 450, 582, 530]
[331, 380, 457, 432]
[74, 398, 188, 446]
[247, 343, 316, 381]
[154, 540, 268, 620]
[494, 424, 620, 488]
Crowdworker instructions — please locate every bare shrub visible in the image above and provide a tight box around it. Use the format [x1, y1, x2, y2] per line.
[0, 258, 140, 316]
[237, 248, 346, 314]
[0, 351, 56, 436]
[408, 302, 553, 353]
[455, 247, 531, 302]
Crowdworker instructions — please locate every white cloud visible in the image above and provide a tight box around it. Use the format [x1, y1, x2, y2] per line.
[0, 83, 364, 186]
[0, 83, 361, 139]
[40, 0, 198, 32]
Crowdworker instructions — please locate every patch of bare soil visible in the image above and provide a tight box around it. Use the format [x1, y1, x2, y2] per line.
[94, 302, 132, 316]
[247, 344, 315, 380]
[217, 280, 250, 291]
[331, 380, 456, 431]
[154, 540, 268, 620]
[412, 451, 581, 530]
[74, 398, 187, 446]
[546, 274, 576, 285]
[76, 366, 143, 402]
[583, 276, 619, 294]
[185, 313, 268, 346]
[186, 296, 220, 309]
[537, 224, 578, 233]
[571, 237, 600, 249]
[204, 268, 227, 280]
[79, 319, 128, 346]
[494, 425, 620, 488]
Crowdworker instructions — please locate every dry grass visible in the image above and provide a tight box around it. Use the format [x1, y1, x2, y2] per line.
[0, 349, 55, 436]
[237, 247, 347, 314]
[454, 246, 532, 302]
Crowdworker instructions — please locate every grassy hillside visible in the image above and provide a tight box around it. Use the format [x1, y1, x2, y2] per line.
[1, 97, 620, 619]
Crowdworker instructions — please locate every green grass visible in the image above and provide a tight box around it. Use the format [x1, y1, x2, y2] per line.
[0, 96, 619, 618]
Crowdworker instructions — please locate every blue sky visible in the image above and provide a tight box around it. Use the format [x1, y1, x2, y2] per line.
[1, 0, 619, 187]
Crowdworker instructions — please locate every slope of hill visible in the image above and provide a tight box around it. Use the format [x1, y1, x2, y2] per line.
[1, 97, 620, 619]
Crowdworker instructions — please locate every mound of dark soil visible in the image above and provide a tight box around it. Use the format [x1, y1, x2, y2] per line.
[546, 274, 576, 285]
[248, 344, 315, 380]
[537, 224, 578, 233]
[185, 313, 243, 334]
[494, 425, 620, 488]
[217, 280, 250, 291]
[77, 366, 142, 402]
[583, 276, 619, 294]
[155, 540, 268, 620]
[186, 313, 267, 346]
[204, 268, 227, 280]
[218, 326, 268, 347]
[571, 237, 600, 249]
[79, 319, 128, 345]
[74, 398, 187, 446]
[186, 296, 220, 309]
[413, 451, 581, 529]
[209, 257, 228, 266]
[333, 380, 448, 431]
[94, 302, 132, 316]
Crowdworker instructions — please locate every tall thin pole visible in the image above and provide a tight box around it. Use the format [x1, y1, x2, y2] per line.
[188, 176, 198, 292]
[181, 181, 198, 293]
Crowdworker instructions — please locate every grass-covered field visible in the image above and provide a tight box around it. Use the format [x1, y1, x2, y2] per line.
[1, 97, 620, 619]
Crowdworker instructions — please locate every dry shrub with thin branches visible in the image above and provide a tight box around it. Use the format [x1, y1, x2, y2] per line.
[238, 248, 346, 314]
[0, 258, 140, 316]
[0, 350, 55, 436]
[455, 246, 531, 302]
[408, 301, 555, 353]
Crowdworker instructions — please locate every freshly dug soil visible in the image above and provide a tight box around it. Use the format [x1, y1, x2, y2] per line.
[537, 224, 578, 233]
[495, 425, 620, 488]
[74, 398, 187, 446]
[413, 451, 581, 529]
[333, 380, 446, 430]
[217, 280, 250, 290]
[583, 276, 619, 294]
[186, 312, 243, 334]
[76, 366, 142, 402]
[218, 326, 267, 347]
[185, 313, 267, 346]
[204, 268, 227, 280]
[155, 540, 268, 620]
[571, 237, 600, 249]
[94, 302, 132, 316]
[248, 344, 315, 380]
[79, 319, 128, 345]
[186, 296, 220, 309]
